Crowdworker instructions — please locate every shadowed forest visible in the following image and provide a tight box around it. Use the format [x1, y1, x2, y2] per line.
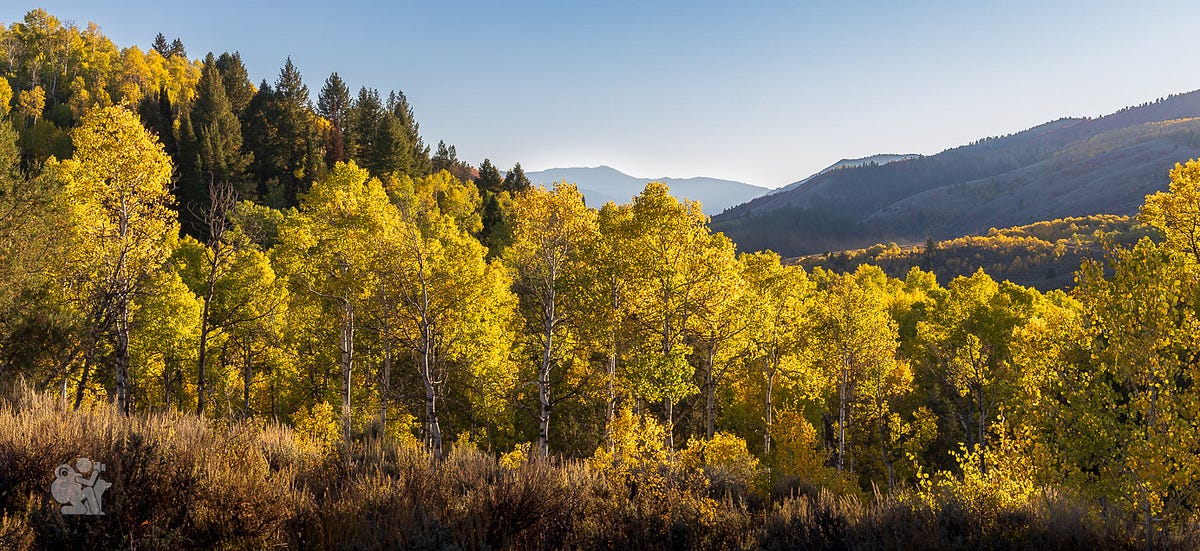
[3, 9, 1200, 550]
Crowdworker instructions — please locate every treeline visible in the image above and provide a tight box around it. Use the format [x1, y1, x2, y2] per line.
[801, 214, 1149, 290]
[0, 9, 527, 243]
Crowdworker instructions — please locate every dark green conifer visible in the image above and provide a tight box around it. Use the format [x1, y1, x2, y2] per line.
[503, 162, 532, 193]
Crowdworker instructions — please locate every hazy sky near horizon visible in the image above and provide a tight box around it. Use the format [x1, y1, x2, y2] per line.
[4, 1, 1198, 188]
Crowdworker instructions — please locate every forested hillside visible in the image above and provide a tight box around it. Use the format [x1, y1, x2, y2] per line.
[798, 214, 1149, 290]
[715, 94, 1200, 256]
[6, 8, 1200, 550]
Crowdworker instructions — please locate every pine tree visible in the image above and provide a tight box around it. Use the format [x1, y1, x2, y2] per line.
[243, 80, 280, 202]
[387, 90, 430, 176]
[503, 162, 532, 193]
[136, 85, 175, 156]
[152, 33, 170, 56]
[175, 110, 204, 234]
[347, 87, 383, 172]
[215, 52, 254, 117]
[476, 159, 503, 194]
[317, 72, 351, 166]
[169, 38, 187, 58]
[432, 140, 456, 173]
[189, 53, 251, 217]
[244, 59, 324, 207]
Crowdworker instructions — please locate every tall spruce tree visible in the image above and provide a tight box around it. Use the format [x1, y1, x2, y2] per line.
[175, 110, 204, 233]
[215, 52, 254, 117]
[243, 80, 279, 203]
[503, 162, 532, 193]
[432, 140, 457, 173]
[188, 54, 251, 219]
[387, 90, 430, 177]
[317, 73, 352, 166]
[136, 85, 175, 156]
[151, 33, 170, 56]
[244, 59, 324, 207]
[347, 87, 383, 173]
[168, 38, 187, 58]
[476, 159, 503, 194]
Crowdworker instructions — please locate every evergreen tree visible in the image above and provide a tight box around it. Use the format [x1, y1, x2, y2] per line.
[243, 59, 324, 207]
[347, 87, 383, 171]
[476, 159, 503, 194]
[317, 72, 351, 166]
[136, 85, 175, 156]
[478, 192, 510, 256]
[503, 162, 532, 193]
[343, 87, 427, 179]
[169, 38, 187, 58]
[387, 90, 430, 176]
[242, 80, 280, 202]
[175, 110, 203, 231]
[152, 33, 170, 56]
[432, 140, 457, 173]
[186, 53, 251, 228]
[215, 52, 254, 117]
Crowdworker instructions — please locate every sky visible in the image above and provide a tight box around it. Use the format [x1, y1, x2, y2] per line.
[4, 1, 1199, 188]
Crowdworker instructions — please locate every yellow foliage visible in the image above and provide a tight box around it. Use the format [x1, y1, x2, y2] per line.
[385, 412, 420, 449]
[917, 427, 1037, 518]
[16, 86, 44, 120]
[592, 407, 669, 475]
[291, 402, 341, 456]
[0, 78, 11, 116]
[499, 442, 532, 469]
[771, 411, 858, 495]
[680, 431, 762, 490]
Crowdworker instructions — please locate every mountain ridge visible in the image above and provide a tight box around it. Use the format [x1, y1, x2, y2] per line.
[525, 165, 769, 214]
[769, 153, 922, 196]
[712, 89, 1200, 256]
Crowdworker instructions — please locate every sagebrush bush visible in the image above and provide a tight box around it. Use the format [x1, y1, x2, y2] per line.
[0, 384, 1191, 550]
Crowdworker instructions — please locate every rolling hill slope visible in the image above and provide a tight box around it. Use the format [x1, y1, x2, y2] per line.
[713, 90, 1200, 256]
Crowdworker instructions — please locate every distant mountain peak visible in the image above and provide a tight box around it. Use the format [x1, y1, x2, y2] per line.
[525, 166, 768, 214]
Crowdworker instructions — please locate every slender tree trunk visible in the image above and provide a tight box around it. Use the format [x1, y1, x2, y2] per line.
[538, 322, 553, 458]
[765, 357, 776, 455]
[74, 334, 95, 410]
[837, 357, 849, 471]
[704, 347, 716, 439]
[242, 339, 252, 417]
[380, 343, 391, 433]
[115, 287, 131, 415]
[421, 321, 441, 456]
[196, 274, 216, 415]
[664, 396, 674, 448]
[538, 279, 557, 458]
[605, 280, 620, 451]
[339, 300, 354, 443]
[879, 412, 895, 492]
[606, 348, 617, 450]
[662, 315, 674, 449]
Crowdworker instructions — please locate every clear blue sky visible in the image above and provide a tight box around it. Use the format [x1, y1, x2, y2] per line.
[4, 1, 1198, 188]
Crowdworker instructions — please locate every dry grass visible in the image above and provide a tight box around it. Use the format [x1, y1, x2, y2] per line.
[0, 383, 1191, 550]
